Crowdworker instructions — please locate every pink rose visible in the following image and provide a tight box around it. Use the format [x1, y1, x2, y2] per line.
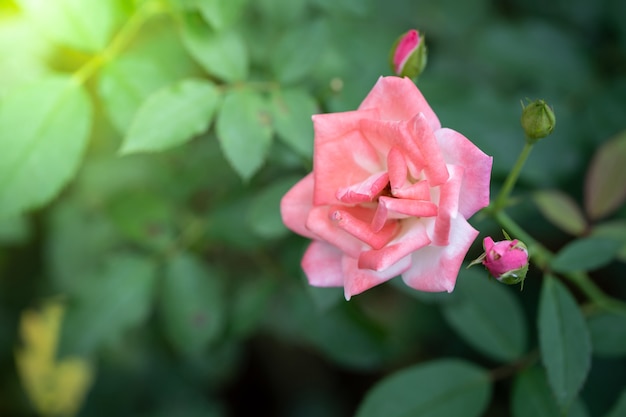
[281, 76, 492, 299]
[482, 237, 529, 282]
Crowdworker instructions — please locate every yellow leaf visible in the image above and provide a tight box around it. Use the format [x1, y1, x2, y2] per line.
[15, 300, 94, 417]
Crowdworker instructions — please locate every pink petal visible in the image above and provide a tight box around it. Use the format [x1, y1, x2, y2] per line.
[378, 196, 438, 218]
[331, 207, 399, 249]
[336, 172, 389, 204]
[313, 128, 381, 206]
[431, 165, 463, 246]
[409, 113, 449, 186]
[392, 180, 430, 200]
[436, 128, 492, 218]
[302, 241, 344, 287]
[387, 146, 407, 190]
[401, 215, 479, 292]
[280, 173, 317, 240]
[312, 108, 379, 145]
[393, 30, 420, 74]
[359, 118, 426, 177]
[306, 206, 364, 258]
[358, 219, 431, 271]
[358, 77, 441, 131]
[343, 254, 411, 300]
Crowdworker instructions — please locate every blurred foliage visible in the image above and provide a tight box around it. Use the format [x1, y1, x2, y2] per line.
[0, 0, 625, 416]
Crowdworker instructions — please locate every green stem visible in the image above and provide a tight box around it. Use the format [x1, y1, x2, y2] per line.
[495, 211, 626, 313]
[72, 0, 164, 85]
[492, 142, 534, 213]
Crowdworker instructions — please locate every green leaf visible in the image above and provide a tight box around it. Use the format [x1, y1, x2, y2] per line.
[181, 13, 248, 82]
[216, 88, 273, 180]
[230, 277, 276, 339]
[0, 214, 29, 244]
[590, 220, 626, 263]
[59, 253, 157, 356]
[98, 30, 199, 134]
[197, 0, 248, 30]
[270, 88, 317, 158]
[605, 389, 626, 417]
[0, 76, 91, 218]
[512, 368, 589, 417]
[533, 190, 587, 235]
[15, 0, 125, 52]
[271, 19, 328, 84]
[587, 310, 626, 357]
[120, 78, 221, 154]
[441, 271, 528, 362]
[538, 275, 591, 410]
[247, 176, 300, 239]
[551, 237, 621, 273]
[585, 130, 626, 220]
[355, 359, 491, 417]
[161, 252, 225, 355]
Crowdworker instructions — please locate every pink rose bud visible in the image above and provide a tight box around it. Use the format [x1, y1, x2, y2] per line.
[480, 237, 529, 285]
[389, 29, 427, 79]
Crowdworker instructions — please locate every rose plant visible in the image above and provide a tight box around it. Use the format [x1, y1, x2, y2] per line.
[281, 76, 492, 299]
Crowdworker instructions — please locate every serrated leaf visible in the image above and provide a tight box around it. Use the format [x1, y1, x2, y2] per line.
[356, 359, 491, 417]
[216, 88, 273, 180]
[512, 368, 589, 417]
[59, 254, 157, 356]
[587, 310, 626, 357]
[271, 19, 328, 84]
[120, 78, 221, 154]
[181, 12, 248, 82]
[0, 76, 91, 218]
[270, 88, 317, 158]
[15, 0, 124, 52]
[585, 130, 626, 219]
[247, 176, 300, 238]
[538, 275, 591, 411]
[551, 237, 621, 273]
[442, 271, 527, 362]
[98, 31, 199, 134]
[533, 190, 587, 235]
[605, 389, 626, 417]
[197, 0, 248, 30]
[161, 253, 225, 355]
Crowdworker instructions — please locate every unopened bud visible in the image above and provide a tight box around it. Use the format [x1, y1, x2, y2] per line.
[469, 236, 529, 285]
[389, 29, 427, 79]
[520, 99, 556, 143]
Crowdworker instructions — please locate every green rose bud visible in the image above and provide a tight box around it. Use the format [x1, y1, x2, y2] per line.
[520, 99, 556, 143]
[389, 29, 427, 79]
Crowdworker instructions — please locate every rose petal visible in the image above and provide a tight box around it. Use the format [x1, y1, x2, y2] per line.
[312, 108, 379, 145]
[313, 128, 381, 206]
[280, 173, 317, 239]
[331, 207, 399, 249]
[358, 76, 441, 131]
[409, 113, 449, 186]
[387, 146, 407, 190]
[378, 196, 437, 218]
[359, 118, 426, 177]
[401, 215, 479, 292]
[436, 128, 492, 218]
[302, 240, 345, 287]
[359, 219, 431, 271]
[343, 254, 411, 300]
[431, 165, 463, 246]
[336, 171, 389, 204]
[392, 180, 430, 200]
[306, 206, 364, 258]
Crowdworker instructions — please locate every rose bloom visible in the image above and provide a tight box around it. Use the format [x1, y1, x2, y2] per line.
[281, 76, 492, 299]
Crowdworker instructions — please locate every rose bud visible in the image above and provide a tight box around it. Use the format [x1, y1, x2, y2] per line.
[389, 29, 427, 79]
[469, 236, 529, 285]
[520, 99, 556, 143]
